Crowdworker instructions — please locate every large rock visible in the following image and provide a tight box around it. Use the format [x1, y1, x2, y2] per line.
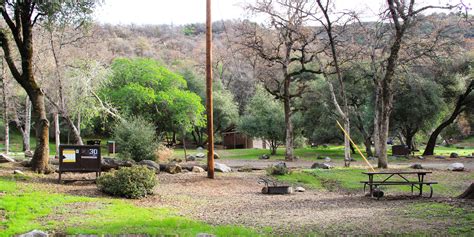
[214, 153, 220, 159]
[18, 230, 48, 237]
[215, 162, 232, 173]
[448, 163, 464, 171]
[101, 158, 135, 172]
[0, 154, 15, 163]
[186, 155, 196, 161]
[138, 160, 160, 174]
[192, 166, 205, 173]
[24, 150, 34, 158]
[410, 164, 423, 169]
[165, 163, 182, 174]
[295, 186, 306, 192]
[259, 154, 270, 160]
[324, 157, 331, 162]
[196, 153, 205, 159]
[450, 153, 459, 158]
[311, 162, 331, 169]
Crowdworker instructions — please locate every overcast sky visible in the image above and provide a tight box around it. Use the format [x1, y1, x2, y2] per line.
[94, 0, 473, 25]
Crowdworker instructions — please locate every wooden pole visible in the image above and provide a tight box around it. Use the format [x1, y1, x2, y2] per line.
[336, 120, 375, 172]
[206, 0, 215, 179]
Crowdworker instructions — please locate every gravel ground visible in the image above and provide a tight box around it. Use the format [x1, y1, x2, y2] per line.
[1, 160, 472, 235]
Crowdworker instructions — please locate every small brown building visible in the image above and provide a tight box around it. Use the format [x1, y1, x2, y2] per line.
[222, 126, 265, 149]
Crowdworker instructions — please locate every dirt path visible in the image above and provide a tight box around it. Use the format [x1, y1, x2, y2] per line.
[150, 171, 468, 235]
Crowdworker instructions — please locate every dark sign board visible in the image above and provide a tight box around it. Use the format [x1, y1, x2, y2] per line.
[58, 145, 101, 183]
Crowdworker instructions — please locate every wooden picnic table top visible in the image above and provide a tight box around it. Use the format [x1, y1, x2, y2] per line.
[362, 171, 432, 175]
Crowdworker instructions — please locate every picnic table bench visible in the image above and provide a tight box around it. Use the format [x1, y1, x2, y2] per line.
[361, 171, 438, 199]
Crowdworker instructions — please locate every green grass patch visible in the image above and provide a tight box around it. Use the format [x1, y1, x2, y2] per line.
[0, 176, 267, 236]
[405, 202, 474, 235]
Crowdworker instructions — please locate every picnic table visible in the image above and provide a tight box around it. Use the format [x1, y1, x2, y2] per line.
[361, 171, 438, 198]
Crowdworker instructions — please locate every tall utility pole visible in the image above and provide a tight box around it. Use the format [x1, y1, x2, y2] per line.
[206, 0, 215, 179]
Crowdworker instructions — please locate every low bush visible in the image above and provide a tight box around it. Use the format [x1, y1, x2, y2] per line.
[97, 166, 157, 199]
[113, 117, 158, 162]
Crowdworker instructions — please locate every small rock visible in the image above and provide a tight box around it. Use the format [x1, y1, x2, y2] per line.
[450, 153, 459, 158]
[196, 233, 215, 237]
[311, 162, 331, 169]
[324, 157, 331, 162]
[448, 163, 464, 171]
[186, 155, 196, 161]
[13, 169, 25, 175]
[410, 164, 423, 169]
[417, 156, 424, 160]
[196, 153, 205, 159]
[192, 166, 205, 173]
[295, 186, 306, 192]
[214, 153, 220, 159]
[138, 160, 160, 174]
[165, 163, 182, 174]
[259, 154, 270, 160]
[18, 230, 48, 237]
[435, 156, 445, 159]
[214, 162, 232, 173]
[0, 153, 15, 163]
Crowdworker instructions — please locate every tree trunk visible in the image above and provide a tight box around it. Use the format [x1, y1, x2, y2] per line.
[23, 97, 31, 152]
[77, 112, 81, 136]
[1, 59, 9, 154]
[458, 183, 474, 199]
[30, 90, 50, 173]
[283, 94, 294, 161]
[183, 131, 187, 161]
[270, 140, 277, 155]
[344, 118, 351, 167]
[54, 111, 60, 157]
[364, 137, 373, 157]
[63, 115, 83, 145]
[374, 81, 391, 168]
[423, 82, 472, 156]
[405, 133, 414, 151]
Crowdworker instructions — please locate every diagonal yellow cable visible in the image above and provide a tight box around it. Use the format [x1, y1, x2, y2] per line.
[336, 120, 375, 172]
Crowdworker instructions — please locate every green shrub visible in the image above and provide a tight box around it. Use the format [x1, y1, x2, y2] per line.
[97, 166, 157, 199]
[266, 163, 290, 176]
[113, 117, 158, 162]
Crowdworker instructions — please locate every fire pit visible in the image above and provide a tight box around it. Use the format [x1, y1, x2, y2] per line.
[259, 178, 293, 195]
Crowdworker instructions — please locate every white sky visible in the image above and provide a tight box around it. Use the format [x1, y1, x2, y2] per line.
[94, 0, 473, 25]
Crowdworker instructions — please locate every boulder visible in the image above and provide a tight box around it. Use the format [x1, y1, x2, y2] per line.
[214, 153, 220, 159]
[192, 166, 205, 173]
[138, 160, 160, 174]
[196, 153, 205, 159]
[214, 162, 232, 173]
[417, 156, 424, 160]
[410, 164, 423, 169]
[295, 186, 306, 192]
[186, 155, 196, 161]
[274, 162, 287, 169]
[101, 158, 135, 172]
[24, 150, 34, 158]
[448, 163, 464, 172]
[18, 230, 48, 237]
[20, 159, 32, 167]
[324, 157, 331, 162]
[259, 154, 270, 160]
[0, 154, 15, 163]
[165, 163, 182, 174]
[450, 153, 459, 158]
[13, 170, 25, 175]
[311, 162, 331, 169]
